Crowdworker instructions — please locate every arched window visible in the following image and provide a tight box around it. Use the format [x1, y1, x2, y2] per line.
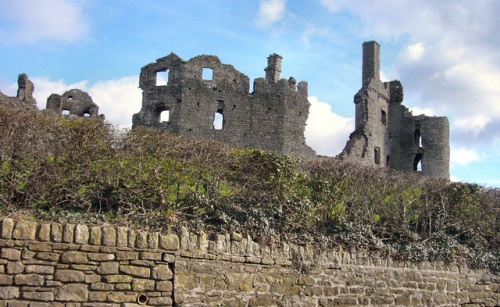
[381, 110, 387, 125]
[160, 110, 170, 123]
[413, 153, 423, 171]
[414, 129, 422, 147]
[374, 147, 381, 165]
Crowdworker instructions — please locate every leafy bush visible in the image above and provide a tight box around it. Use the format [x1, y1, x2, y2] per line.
[0, 107, 498, 272]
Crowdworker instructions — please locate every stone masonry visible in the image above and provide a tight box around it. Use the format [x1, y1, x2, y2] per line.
[132, 53, 316, 159]
[0, 74, 38, 111]
[46, 89, 102, 118]
[0, 218, 497, 306]
[340, 41, 450, 178]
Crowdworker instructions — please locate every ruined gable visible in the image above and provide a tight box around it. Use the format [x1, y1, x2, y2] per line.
[0, 73, 38, 111]
[133, 53, 316, 158]
[46, 89, 102, 118]
[340, 41, 450, 179]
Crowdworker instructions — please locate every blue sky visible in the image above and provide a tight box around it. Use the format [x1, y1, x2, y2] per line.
[1, 0, 499, 187]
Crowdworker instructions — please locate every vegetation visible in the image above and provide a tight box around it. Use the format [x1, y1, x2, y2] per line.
[0, 107, 498, 273]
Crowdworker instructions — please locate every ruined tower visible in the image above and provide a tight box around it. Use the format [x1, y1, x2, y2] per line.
[340, 41, 450, 179]
[0, 73, 38, 110]
[132, 53, 315, 158]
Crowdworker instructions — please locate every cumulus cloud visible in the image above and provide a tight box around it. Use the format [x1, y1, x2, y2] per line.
[305, 96, 353, 156]
[0, 0, 89, 44]
[30, 76, 141, 128]
[256, 0, 287, 27]
[450, 147, 480, 167]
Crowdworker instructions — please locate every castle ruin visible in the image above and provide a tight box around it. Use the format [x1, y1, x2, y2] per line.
[132, 53, 316, 158]
[0, 74, 38, 111]
[340, 41, 450, 178]
[46, 89, 102, 118]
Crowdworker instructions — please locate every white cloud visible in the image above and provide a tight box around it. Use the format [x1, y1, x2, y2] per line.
[450, 147, 480, 167]
[30, 76, 141, 128]
[453, 115, 491, 138]
[0, 0, 88, 44]
[409, 106, 435, 116]
[319, 0, 341, 13]
[257, 0, 287, 27]
[403, 42, 426, 62]
[305, 96, 353, 156]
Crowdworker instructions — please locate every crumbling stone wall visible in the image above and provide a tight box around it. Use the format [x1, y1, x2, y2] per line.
[340, 41, 450, 178]
[0, 218, 497, 306]
[132, 53, 316, 158]
[0, 74, 38, 111]
[46, 89, 101, 118]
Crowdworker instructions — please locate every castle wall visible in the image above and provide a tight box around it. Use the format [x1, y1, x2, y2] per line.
[133, 53, 315, 158]
[0, 218, 497, 306]
[0, 74, 38, 111]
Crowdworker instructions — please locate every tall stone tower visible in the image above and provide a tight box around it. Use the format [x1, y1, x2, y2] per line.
[340, 41, 450, 179]
[265, 53, 283, 84]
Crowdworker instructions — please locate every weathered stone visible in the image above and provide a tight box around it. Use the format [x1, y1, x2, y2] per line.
[62, 223, 75, 243]
[38, 223, 51, 241]
[0, 286, 19, 299]
[88, 253, 114, 261]
[116, 226, 128, 247]
[159, 233, 180, 251]
[151, 264, 173, 280]
[102, 227, 116, 246]
[0, 274, 13, 285]
[135, 231, 148, 249]
[128, 229, 136, 248]
[74, 224, 89, 244]
[22, 291, 54, 301]
[90, 226, 102, 245]
[148, 232, 159, 249]
[54, 283, 88, 302]
[132, 278, 155, 291]
[1, 248, 21, 260]
[97, 261, 119, 274]
[12, 221, 37, 240]
[1, 218, 15, 239]
[90, 282, 115, 290]
[140, 251, 161, 261]
[116, 251, 138, 260]
[14, 274, 44, 286]
[35, 251, 60, 261]
[54, 269, 85, 282]
[163, 253, 176, 263]
[120, 265, 150, 278]
[25, 265, 54, 274]
[85, 273, 101, 283]
[156, 280, 173, 291]
[6, 261, 25, 274]
[21, 248, 36, 259]
[103, 274, 133, 283]
[148, 296, 173, 306]
[51, 223, 63, 243]
[60, 251, 88, 264]
[107, 292, 137, 303]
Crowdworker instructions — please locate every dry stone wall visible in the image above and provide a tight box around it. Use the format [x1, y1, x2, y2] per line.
[0, 218, 497, 306]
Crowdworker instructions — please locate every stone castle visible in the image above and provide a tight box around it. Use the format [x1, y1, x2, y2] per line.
[0, 41, 450, 178]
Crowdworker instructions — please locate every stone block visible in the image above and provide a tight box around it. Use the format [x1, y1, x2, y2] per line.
[54, 283, 88, 302]
[116, 227, 128, 247]
[35, 252, 60, 261]
[151, 264, 173, 280]
[51, 223, 63, 242]
[88, 253, 114, 261]
[131, 260, 155, 267]
[107, 292, 137, 303]
[132, 278, 155, 291]
[102, 227, 117, 246]
[22, 291, 54, 301]
[25, 265, 54, 274]
[6, 261, 25, 274]
[0, 286, 19, 299]
[97, 261, 119, 274]
[156, 280, 173, 291]
[14, 274, 44, 286]
[1, 248, 21, 260]
[62, 223, 75, 243]
[54, 269, 85, 282]
[60, 251, 88, 264]
[12, 220, 37, 240]
[38, 223, 51, 241]
[90, 226, 102, 245]
[104, 274, 133, 283]
[162, 253, 176, 263]
[90, 282, 115, 290]
[115, 282, 132, 290]
[0, 274, 13, 285]
[74, 224, 89, 244]
[21, 248, 36, 259]
[148, 232, 159, 249]
[148, 296, 173, 306]
[128, 229, 136, 248]
[140, 251, 161, 261]
[116, 251, 138, 260]
[85, 273, 101, 283]
[1, 218, 15, 239]
[120, 265, 150, 278]
[135, 231, 148, 249]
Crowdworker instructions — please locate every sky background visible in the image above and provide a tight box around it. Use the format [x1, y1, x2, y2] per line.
[0, 0, 499, 187]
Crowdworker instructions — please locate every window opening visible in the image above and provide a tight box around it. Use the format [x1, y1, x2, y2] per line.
[414, 129, 422, 147]
[160, 110, 170, 123]
[374, 147, 381, 165]
[386, 155, 390, 166]
[156, 69, 169, 86]
[202, 68, 213, 80]
[68, 96, 73, 101]
[213, 111, 223, 130]
[214, 100, 224, 129]
[413, 153, 423, 171]
[62, 109, 70, 115]
[83, 112, 90, 117]
[381, 110, 387, 125]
